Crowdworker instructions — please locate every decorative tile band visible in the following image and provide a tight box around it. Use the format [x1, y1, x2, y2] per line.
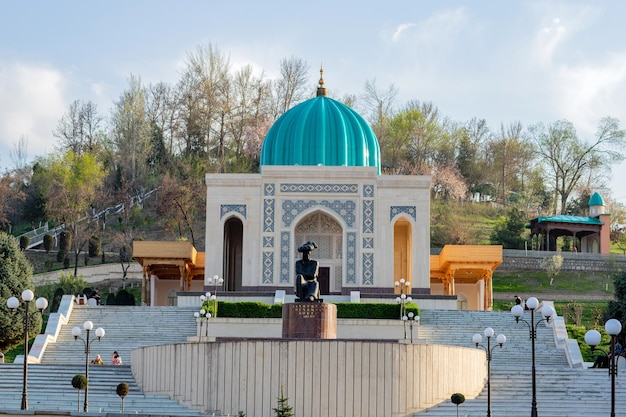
[363, 184, 374, 198]
[263, 236, 274, 248]
[264, 183, 275, 196]
[280, 183, 358, 193]
[264, 199, 275, 232]
[280, 231, 291, 284]
[282, 199, 356, 228]
[363, 199, 374, 233]
[262, 251, 274, 284]
[362, 252, 374, 285]
[220, 204, 247, 219]
[390, 206, 416, 221]
[363, 237, 374, 249]
[346, 232, 357, 284]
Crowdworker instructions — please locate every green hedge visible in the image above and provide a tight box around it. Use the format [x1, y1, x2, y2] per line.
[200, 301, 420, 319]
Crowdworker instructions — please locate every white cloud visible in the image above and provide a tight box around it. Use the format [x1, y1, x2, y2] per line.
[0, 63, 66, 168]
[532, 17, 567, 64]
[391, 23, 416, 43]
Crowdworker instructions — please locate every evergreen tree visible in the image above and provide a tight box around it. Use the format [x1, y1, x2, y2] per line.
[273, 387, 294, 417]
[490, 207, 527, 249]
[0, 232, 41, 351]
[603, 271, 626, 327]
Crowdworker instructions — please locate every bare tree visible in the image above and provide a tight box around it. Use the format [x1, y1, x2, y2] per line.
[531, 117, 626, 214]
[53, 100, 103, 154]
[270, 56, 310, 118]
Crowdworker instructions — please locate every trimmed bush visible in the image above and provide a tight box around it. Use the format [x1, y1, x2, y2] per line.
[63, 256, 70, 269]
[43, 233, 54, 253]
[19, 235, 30, 251]
[89, 235, 101, 257]
[56, 249, 66, 263]
[60, 230, 72, 251]
[116, 289, 136, 306]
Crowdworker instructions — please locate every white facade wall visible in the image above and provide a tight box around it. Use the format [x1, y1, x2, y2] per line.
[205, 166, 432, 294]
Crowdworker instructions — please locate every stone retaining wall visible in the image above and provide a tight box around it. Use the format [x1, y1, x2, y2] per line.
[500, 249, 626, 273]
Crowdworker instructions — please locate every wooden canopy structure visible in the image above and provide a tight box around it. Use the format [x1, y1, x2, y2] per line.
[133, 241, 205, 305]
[430, 245, 502, 310]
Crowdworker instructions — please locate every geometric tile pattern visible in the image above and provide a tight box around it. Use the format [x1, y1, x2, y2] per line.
[280, 183, 358, 193]
[263, 236, 274, 248]
[346, 232, 357, 284]
[280, 231, 291, 283]
[362, 199, 374, 233]
[262, 251, 274, 284]
[263, 199, 275, 232]
[264, 183, 275, 196]
[282, 199, 356, 228]
[362, 237, 374, 249]
[390, 205, 416, 221]
[220, 204, 247, 219]
[362, 252, 374, 285]
[363, 184, 374, 198]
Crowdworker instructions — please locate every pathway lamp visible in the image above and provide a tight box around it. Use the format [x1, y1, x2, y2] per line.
[472, 327, 506, 417]
[585, 318, 622, 417]
[72, 321, 105, 412]
[402, 312, 419, 343]
[6, 290, 48, 410]
[511, 297, 554, 417]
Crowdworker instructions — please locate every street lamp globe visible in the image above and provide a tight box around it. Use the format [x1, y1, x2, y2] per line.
[496, 334, 507, 345]
[472, 333, 482, 344]
[7, 296, 19, 310]
[606, 319, 622, 336]
[484, 327, 495, 338]
[526, 296, 539, 310]
[511, 304, 524, 318]
[21, 290, 34, 302]
[83, 321, 94, 331]
[35, 297, 48, 311]
[541, 305, 555, 319]
[95, 327, 105, 339]
[584, 329, 602, 347]
[72, 326, 82, 338]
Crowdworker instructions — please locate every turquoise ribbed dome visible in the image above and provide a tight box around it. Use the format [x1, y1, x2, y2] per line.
[588, 192, 604, 207]
[260, 95, 381, 174]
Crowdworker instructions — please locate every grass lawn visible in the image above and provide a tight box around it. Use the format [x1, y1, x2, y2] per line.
[493, 270, 614, 295]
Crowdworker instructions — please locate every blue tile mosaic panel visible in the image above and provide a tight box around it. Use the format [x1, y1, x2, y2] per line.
[263, 236, 274, 248]
[220, 204, 247, 219]
[346, 232, 357, 284]
[280, 232, 291, 283]
[362, 253, 374, 285]
[264, 199, 275, 232]
[262, 251, 274, 284]
[363, 237, 374, 249]
[264, 183, 275, 196]
[363, 199, 374, 233]
[282, 199, 356, 228]
[390, 206, 416, 221]
[363, 184, 374, 198]
[280, 183, 358, 193]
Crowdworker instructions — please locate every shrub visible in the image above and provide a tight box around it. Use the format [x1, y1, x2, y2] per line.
[120, 244, 132, 262]
[43, 233, 54, 253]
[63, 256, 70, 269]
[56, 249, 66, 263]
[116, 289, 136, 306]
[19, 235, 30, 251]
[116, 382, 129, 412]
[89, 235, 101, 257]
[59, 230, 72, 252]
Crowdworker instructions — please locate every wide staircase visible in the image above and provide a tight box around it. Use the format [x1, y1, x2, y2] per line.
[0, 305, 204, 416]
[2, 305, 623, 416]
[413, 309, 625, 417]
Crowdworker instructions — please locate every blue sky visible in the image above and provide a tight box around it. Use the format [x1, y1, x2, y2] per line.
[2, 0, 626, 203]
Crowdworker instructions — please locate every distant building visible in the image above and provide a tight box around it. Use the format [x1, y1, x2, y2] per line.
[528, 192, 610, 254]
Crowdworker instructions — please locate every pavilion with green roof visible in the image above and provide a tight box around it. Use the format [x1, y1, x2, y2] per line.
[528, 192, 611, 254]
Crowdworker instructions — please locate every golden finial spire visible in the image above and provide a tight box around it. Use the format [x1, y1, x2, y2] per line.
[316, 65, 327, 97]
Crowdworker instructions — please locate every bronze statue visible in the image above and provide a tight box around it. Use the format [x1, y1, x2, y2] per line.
[295, 241, 320, 302]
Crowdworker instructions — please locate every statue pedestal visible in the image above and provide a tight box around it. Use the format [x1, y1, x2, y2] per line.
[282, 303, 337, 339]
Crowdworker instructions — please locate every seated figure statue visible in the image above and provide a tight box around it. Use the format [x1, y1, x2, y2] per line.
[295, 241, 320, 302]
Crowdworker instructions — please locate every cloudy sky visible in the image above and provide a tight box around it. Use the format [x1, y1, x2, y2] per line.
[2, 0, 626, 202]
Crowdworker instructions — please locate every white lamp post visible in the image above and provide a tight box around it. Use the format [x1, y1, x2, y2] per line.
[395, 278, 412, 322]
[72, 320, 105, 412]
[472, 327, 506, 417]
[585, 318, 622, 417]
[6, 290, 48, 410]
[402, 311, 420, 343]
[511, 297, 554, 417]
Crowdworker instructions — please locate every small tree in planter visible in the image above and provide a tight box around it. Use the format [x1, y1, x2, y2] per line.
[71, 374, 87, 411]
[19, 235, 30, 251]
[116, 382, 130, 412]
[43, 233, 54, 253]
[273, 386, 293, 417]
[451, 392, 465, 417]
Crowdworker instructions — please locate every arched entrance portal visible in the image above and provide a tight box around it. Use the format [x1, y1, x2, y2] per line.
[223, 217, 243, 291]
[394, 218, 412, 288]
[294, 212, 343, 295]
